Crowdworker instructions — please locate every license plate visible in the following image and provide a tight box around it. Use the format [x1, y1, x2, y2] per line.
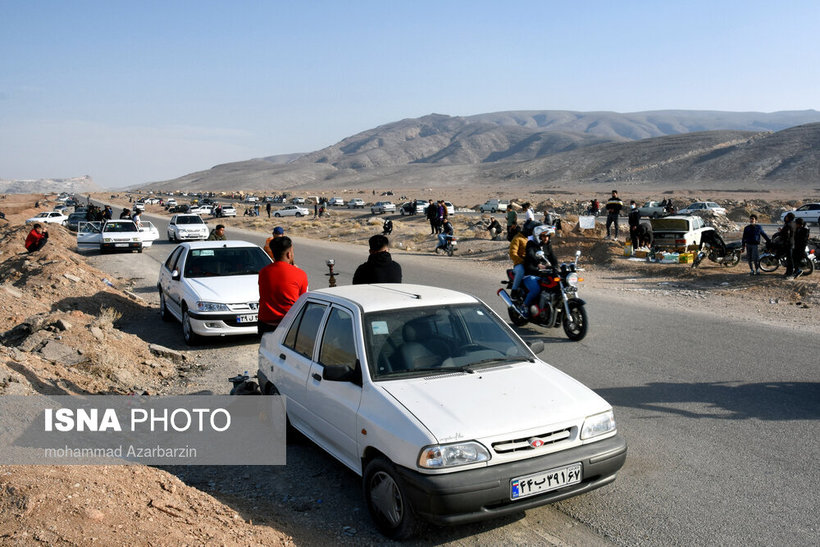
[511, 462, 582, 500]
[114, 243, 128, 247]
[236, 314, 257, 323]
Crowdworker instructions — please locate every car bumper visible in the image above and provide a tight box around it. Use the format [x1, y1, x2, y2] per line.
[395, 433, 626, 526]
[175, 233, 208, 241]
[187, 310, 258, 337]
[101, 242, 142, 251]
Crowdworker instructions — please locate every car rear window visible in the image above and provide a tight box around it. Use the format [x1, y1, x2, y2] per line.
[651, 218, 690, 231]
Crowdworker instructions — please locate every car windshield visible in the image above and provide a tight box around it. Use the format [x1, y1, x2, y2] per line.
[103, 222, 138, 233]
[177, 216, 204, 225]
[363, 304, 533, 380]
[184, 247, 270, 278]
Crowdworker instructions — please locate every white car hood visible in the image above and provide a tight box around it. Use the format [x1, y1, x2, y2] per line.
[187, 275, 259, 303]
[379, 361, 609, 443]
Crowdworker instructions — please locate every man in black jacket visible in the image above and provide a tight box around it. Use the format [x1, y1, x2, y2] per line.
[780, 212, 797, 278]
[627, 201, 641, 251]
[605, 190, 624, 239]
[352, 235, 402, 284]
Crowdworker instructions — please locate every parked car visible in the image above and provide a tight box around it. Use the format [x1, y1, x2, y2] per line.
[780, 203, 820, 225]
[53, 204, 69, 213]
[347, 198, 365, 209]
[400, 199, 429, 215]
[157, 240, 272, 345]
[26, 211, 68, 225]
[137, 221, 160, 247]
[189, 204, 212, 216]
[274, 205, 309, 217]
[257, 284, 626, 539]
[677, 201, 726, 216]
[637, 201, 667, 218]
[329, 197, 345, 206]
[370, 201, 396, 214]
[479, 199, 509, 213]
[167, 214, 209, 242]
[650, 215, 712, 251]
[77, 220, 143, 253]
[168, 204, 191, 214]
[64, 212, 88, 231]
[291, 197, 306, 204]
[218, 204, 237, 217]
[165, 198, 178, 207]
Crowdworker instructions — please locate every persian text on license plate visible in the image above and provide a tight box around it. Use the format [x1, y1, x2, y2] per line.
[114, 243, 128, 247]
[236, 314, 257, 323]
[510, 462, 582, 500]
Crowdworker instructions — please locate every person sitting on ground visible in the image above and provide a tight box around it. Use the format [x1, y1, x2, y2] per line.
[263, 226, 284, 259]
[257, 236, 308, 335]
[382, 218, 393, 235]
[487, 217, 502, 240]
[352, 234, 402, 284]
[25, 223, 49, 252]
[207, 224, 226, 240]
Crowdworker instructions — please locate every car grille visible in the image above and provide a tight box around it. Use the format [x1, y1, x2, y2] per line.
[227, 302, 258, 312]
[491, 427, 574, 454]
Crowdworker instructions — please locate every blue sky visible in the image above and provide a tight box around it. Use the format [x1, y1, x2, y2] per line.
[1, 1, 818, 188]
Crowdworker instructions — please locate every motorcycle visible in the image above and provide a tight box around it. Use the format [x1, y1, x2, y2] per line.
[498, 250, 588, 341]
[758, 240, 815, 276]
[435, 234, 458, 256]
[228, 372, 261, 395]
[692, 228, 741, 268]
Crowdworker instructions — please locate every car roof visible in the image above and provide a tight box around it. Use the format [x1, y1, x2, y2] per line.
[308, 284, 479, 314]
[179, 240, 261, 250]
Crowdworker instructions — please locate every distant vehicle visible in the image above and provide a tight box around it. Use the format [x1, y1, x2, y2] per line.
[370, 201, 396, 214]
[479, 199, 509, 213]
[157, 240, 272, 345]
[244, 196, 260, 202]
[677, 202, 726, 216]
[165, 198, 178, 207]
[329, 197, 345, 206]
[637, 201, 667, 219]
[77, 220, 144, 253]
[26, 211, 68, 225]
[399, 200, 428, 215]
[650, 215, 712, 251]
[168, 204, 191, 214]
[347, 198, 365, 209]
[133, 201, 146, 211]
[780, 203, 820, 225]
[291, 197, 306, 204]
[167, 214, 209, 242]
[64, 212, 88, 231]
[53, 204, 69, 213]
[274, 205, 309, 217]
[219, 204, 237, 217]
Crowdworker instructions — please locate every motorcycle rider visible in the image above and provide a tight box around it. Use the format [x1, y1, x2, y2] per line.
[793, 217, 810, 278]
[520, 225, 559, 317]
[436, 219, 454, 252]
[508, 225, 528, 297]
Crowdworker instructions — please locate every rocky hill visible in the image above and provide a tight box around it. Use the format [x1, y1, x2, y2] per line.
[144, 110, 820, 192]
[0, 175, 100, 195]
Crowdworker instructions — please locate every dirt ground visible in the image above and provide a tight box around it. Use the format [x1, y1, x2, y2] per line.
[0, 190, 817, 545]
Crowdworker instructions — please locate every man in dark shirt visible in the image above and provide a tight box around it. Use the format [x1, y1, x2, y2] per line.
[605, 190, 623, 239]
[741, 214, 770, 275]
[780, 212, 797, 278]
[793, 218, 810, 278]
[627, 201, 641, 251]
[352, 235, 402, 284]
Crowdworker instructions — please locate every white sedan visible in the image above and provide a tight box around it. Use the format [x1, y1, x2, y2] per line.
[780, 203, 820, 225]
[157, 240, 272, 344]
[77, 220, 143, 253]
[274, 205, 309, 217]
[167, 214, 209, 241]
[370, 201, 396, 214]
[677, 201, 727, 216]
[257, 284, 626, 539]
[26, 211, 68, 225]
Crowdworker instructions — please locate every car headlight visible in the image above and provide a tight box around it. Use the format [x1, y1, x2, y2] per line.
[418, 441, 490, 469]
[103, 238, 112, 243]
[196, 301, 230, 312]
[566, 272, 579, 287]
[581, 410, 616, 440]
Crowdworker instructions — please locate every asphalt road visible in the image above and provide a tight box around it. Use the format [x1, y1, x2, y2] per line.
[84, 210, 819, 546]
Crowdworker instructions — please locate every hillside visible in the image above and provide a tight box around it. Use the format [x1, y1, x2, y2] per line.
[0, 176, 100, 195]
[144, 110, 820, 192]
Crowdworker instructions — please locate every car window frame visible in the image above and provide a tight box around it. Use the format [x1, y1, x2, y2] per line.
[283, 301, 329, 359]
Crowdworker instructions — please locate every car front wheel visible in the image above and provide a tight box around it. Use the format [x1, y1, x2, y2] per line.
[363, 458, 419, 540]
[274, 213, 281, 217]
[182, 306, 202, 346]
[159, 291, 173, 322]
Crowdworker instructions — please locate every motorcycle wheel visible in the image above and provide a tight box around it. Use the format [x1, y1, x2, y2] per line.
[758, 254, 780, 273]
[723, 250, 741, 267]
[507, 307, 528, 327]
[798, 256, 814, 276]
[562, 301, 588, 341]
[692, 252, 705, 268]
[447, 245, 454, 257]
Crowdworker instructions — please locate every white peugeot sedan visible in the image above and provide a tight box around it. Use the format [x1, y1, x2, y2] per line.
[257, 284, 626, 539]
[26, 211, 68, 225]
[157, 241, 272, 345]
[274, 205, 309, 217]
[167, 214, 209, 241]
[77, 220, 144, 253]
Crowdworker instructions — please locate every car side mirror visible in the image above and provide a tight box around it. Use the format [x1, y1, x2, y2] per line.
[171, 269, 180, 280]
[529, 341, 545, 354]
[323, 360, 363, 385]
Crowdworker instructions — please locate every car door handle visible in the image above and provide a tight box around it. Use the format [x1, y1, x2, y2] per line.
[279, 353, 286, 360]
[312, 373, 322, 382]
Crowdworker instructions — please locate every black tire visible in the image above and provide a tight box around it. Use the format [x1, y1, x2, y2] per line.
[798, 256, 814, 276]
[295, 212, 302, 217]
[758, 254, 780, 273]
[181, 306, 202, 346]
[508, 306, 528, 327]
[562, 301, 588, 341]
[723, 250, 740, 267]
[363, 458, 419, 540]
[159, 291, 173, 322]
[274, 213, 281, 217]
[447, 244, 454, 257]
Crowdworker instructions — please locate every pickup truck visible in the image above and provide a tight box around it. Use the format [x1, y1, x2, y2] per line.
[650, 215, 711, 251]
[479, 199, 509, 213]
[638, 201, 667, 218]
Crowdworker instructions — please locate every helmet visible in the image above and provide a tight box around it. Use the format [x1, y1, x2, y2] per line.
[532, 225, 555, 239]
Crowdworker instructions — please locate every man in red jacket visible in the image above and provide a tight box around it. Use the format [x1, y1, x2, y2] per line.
[257, 236, 308, 335]
[25, 223, 49, 252]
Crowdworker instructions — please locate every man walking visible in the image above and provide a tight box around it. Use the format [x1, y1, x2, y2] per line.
[352, 235, 402, 284]
[426, 199, 437, 234]
[741, 214, 770, 275]
[605, 190, 623, 239]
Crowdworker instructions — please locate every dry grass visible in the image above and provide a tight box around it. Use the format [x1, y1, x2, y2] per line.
[96, 306, 122, 330]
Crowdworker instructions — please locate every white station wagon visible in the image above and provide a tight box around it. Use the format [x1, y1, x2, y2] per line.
[157, 241, 272, 344]
[257, 284, 626, 539]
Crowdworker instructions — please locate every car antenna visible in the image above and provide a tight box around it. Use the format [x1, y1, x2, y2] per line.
[374, 285, 422, 299]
